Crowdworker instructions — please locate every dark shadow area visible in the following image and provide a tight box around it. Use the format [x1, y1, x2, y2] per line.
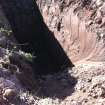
[0, 0, 74, 75]
[8, 52, 77, 99]
[35, 70, 77, 99]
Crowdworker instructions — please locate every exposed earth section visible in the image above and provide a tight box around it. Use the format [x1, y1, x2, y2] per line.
[37, 0, 105, 64]
[0, 0, 105, 105]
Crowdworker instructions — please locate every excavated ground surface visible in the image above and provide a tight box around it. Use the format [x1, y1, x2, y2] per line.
[0, 0, 105, 105]
[37, 0, 105, 64]
[36, 0, 105, 105]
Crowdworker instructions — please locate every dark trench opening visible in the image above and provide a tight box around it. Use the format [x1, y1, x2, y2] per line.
[0, 0, 74, 75]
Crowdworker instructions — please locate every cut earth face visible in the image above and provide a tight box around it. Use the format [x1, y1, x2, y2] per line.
[0, 0, 74, 75]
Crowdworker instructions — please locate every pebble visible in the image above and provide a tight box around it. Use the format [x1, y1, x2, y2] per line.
[95, 17, 102, 24]
[96, 0, 103, 6]
[3, 88, 17, 100]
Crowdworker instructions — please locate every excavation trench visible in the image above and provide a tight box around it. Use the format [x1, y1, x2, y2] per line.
[41, 7, 105, 64]
[0, 0, 105, 76]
